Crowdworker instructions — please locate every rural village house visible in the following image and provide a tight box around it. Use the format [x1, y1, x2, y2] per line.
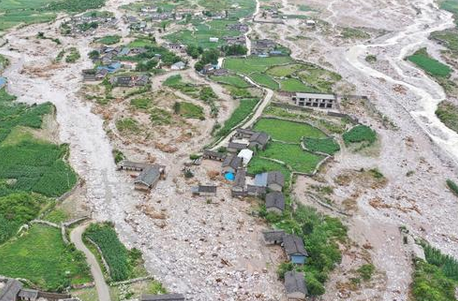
[284, 271, 307, 300]
[283, 234, 308, 264]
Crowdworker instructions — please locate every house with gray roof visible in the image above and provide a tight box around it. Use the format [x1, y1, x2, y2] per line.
[231, 168, 246, 197]
[246, 184, 266, 197]
[222, 155, 242, 174]
[266, 191, 285, 214]
[249, 132, 270, 150]
[254, 171, 284, 192]
[0, 279, 22, 301]
[134, 165, 164, 191]
[284, 271, 307, 300]
[262, 229, 285, 245]
[292, 92, 337, 109]
[141, 294, 185, 301]
[283, 234, 308, 264]
[117, 160, 149, 171]
[203, 150, 226, 162]
[227, 141, 248, 153]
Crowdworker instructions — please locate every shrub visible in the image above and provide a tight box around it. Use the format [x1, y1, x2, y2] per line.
[343, 125, 376, 146]
[357, 264, 375, 280]
[446, 179, 458, 197]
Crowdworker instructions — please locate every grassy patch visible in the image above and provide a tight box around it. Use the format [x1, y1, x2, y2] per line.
[116, 118, 140, 134]
[0, 225, 91, 291]
[407, 48, 452, 78]
[214, 98, 259, 139]
[254, 118, 326, 143]
[258, 142, 325, 174]
[96, 35, 121, 45]
[210, 75, 251, 88]
[304, 137, 340, 155]
[84, 223, 145, 282]
[250, 72, 279, 90]
[279, 78, 313, 92]
[174, 101, 204, 119]
[343, 125, 376, 146]
[341, 27, 370, 39]
[436, 101, 458, 133]
[65, 47, 81, 63]
[130, 98, 152, 110]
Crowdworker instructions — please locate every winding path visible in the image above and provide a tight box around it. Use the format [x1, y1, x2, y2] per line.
[70, 222, 111, 301]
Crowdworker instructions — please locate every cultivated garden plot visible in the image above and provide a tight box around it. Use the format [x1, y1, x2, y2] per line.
[253, 118, 326, 143]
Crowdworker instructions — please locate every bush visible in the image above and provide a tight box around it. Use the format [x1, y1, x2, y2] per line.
[357, 264, 375, 280]
[412, 260, 456, 301]
[446, 179, 458, 197]
[343, 125, 376, 146]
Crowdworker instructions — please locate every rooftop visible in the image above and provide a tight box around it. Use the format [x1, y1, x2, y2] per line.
[283, 234, 308, 256]
[265, 192, 285, 211]
[284, 271, 307, 295]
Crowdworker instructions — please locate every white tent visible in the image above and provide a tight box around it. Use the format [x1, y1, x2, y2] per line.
[237, 149, 254, 166]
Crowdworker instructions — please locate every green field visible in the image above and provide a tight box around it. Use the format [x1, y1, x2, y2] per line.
[96, 35, 121, 45]
[85, 223, 144, 282]
[0, 0, 106, 32]
[254, 118, 326, 143]
[279, 78, 314, 92]
[266, 63, 303, 77]
[224, 56, 293, 74]
[214, 98, 259, 138]
[209, 75, 251, 88]
[258, 142, 324, 174]
[250, 73, 279, 90]
[0, 225, 90, 291]
[407, 48, 452, 78]
[304, 137, 340, 155]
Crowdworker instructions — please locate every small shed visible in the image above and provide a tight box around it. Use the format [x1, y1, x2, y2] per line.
[265, 191, 285, 214]
[284, 271, 307, 300]
[117, 160, 148, 171]
[171, 61, 186, 70]
[283, 234, 308, 264]
[141, 294, 185, 301]
[262, 230, 285, 245]
[192, 185, 217, 196]
[209, 37, 219, 43]
[18, 289, 39, 301]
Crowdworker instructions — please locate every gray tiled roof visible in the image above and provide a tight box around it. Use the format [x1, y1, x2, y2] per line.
[267, 171, 285, 187]
[228, 142, 248, 150]
[284, 271, 307, 295]
[0, 279, 23, 301]
[262, 230, 285, 242]
[222, 155, 242, 170]
[266, 192, 285, 211]
[233, 168, 246, 188]
[249, 132, 269, 146]
[283, 234, 308, 256]
[134, 166, 161, 187]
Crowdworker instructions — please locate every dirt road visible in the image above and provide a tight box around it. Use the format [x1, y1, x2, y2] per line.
[70, 223, 111, 301]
